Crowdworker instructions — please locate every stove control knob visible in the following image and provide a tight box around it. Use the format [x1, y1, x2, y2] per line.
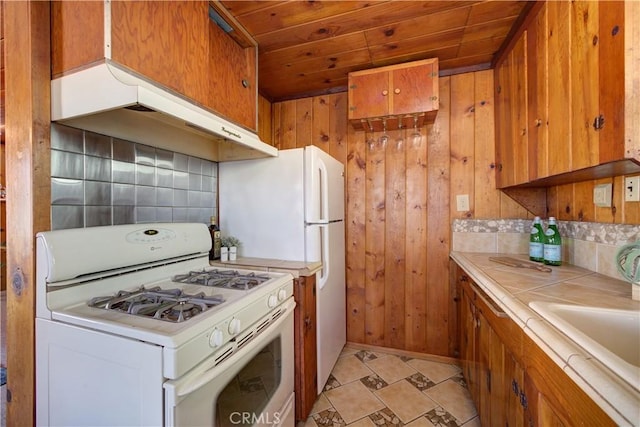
[228, 318, 241, 335]
[277, 288, 287, 301]
[209, 328, 224, 348]
[267, 294, 278, 308]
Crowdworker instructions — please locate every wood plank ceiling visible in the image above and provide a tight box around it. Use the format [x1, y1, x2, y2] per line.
[218, 0, 532, 102]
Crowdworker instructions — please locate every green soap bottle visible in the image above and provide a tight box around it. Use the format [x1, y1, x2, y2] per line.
[543, 217, 562, 266]
[529, 216, 544, 262]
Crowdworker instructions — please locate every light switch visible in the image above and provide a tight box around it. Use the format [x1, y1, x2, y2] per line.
[456, 194, 470, 212]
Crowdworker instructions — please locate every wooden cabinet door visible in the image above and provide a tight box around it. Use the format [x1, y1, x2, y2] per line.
[476, 310, 492, 427]
[598, 0, 627, 164]
[459, 286, 478, 406]
[391, 62, 436, 116]
[293, 275, 317, 421]
[348, 71, 390, 120]
[207, 17, 257, 131]
[504, 351, 526, 427]
[495, 45, 516, 188]
[570, 0, 600, 170]
[495, 30, 528, 188]
[111, 1, 210, 110]
[511, 33, 529, 185]
[526, 3, 549, 181]
[523, 371, 566, 427]
[546, 0, 572, 176]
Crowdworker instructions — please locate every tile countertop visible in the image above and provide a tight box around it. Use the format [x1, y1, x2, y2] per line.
[209, 257, 322, 278]
[450, 252, 640, 427]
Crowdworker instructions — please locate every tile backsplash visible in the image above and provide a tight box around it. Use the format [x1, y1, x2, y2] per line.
[51, 123, 217, 230]
[452, 218, 640, 281]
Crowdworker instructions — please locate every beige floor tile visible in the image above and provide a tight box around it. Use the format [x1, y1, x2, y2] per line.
[304, 417, 319, 427]
[462, 416, 482, 427]
[407, 359, 461, 384]
[346, 416, 376, 427]
[331, 355, 374, 385]
[404, 416, 437, 427]
[424, 379, 477, 424]
[374, 380, 437, 423]
[340, 345, 359, 357]
[325, 381, 385, 424]
[309, 393, 333, 415]
[365, 355, 417, 384]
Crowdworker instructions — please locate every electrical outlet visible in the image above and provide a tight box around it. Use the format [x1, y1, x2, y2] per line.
[593, 183, 612, 207]
[625, 176, 640, 202]
[456, 194, 470, 211]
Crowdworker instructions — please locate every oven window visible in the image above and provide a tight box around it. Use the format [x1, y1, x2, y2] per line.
[216, 337, 282, 426]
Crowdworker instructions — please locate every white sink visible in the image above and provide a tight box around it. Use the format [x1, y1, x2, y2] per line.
[529, 301, 640, 390]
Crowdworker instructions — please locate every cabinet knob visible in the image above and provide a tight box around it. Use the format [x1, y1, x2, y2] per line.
[534, 119, 542, 127]
[382, 90, 389, 96]
[394, 88, 401, 94]
[241, 79, 249, 88]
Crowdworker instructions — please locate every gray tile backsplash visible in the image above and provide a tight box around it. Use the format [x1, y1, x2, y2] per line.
[51, 123, 218, 230]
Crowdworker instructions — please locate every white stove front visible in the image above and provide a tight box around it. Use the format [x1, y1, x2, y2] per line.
[35, 223, 295, 427]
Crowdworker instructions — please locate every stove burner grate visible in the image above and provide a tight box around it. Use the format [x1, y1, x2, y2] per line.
[88, 286, 225, 323]
[172, 269, 271, 290]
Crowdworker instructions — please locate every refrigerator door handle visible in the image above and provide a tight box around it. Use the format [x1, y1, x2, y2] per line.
[307, 151, 330, 224]
[317, 223, 330, 290]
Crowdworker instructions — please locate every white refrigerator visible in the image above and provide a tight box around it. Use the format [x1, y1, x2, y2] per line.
[219, 145, 346, 394]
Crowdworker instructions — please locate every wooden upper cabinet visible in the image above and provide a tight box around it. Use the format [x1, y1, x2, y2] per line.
[52, 1, 258, 132]
[495, 32, 527, 188]
[495, 0, 640, 189]
[348, 58, 439, 131]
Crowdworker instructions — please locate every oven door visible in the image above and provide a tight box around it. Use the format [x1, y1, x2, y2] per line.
[164, 298, 295, 427]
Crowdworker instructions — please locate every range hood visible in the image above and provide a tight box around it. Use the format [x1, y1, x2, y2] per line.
[51, 61, 277, 161]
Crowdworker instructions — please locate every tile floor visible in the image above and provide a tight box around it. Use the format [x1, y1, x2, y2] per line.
[303, 345, 479, 427]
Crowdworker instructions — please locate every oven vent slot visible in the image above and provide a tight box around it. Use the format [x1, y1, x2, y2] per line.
[212, 305, 288, 368]
[214, 347, 234, 366]
[236, 331, 255, 349]
[271, 307, 284, 321]
[255, 318, 271, 334]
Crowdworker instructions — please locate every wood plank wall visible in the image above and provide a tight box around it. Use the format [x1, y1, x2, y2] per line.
[271, 68, 640, 355]
[272, 70, 521, 355]
[1, 0, 5, 291]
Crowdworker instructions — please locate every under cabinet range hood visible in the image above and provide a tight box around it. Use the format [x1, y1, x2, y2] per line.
[51, 62, 277, 161]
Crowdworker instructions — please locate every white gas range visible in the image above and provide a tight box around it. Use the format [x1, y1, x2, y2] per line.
[35, 223, 296, 427]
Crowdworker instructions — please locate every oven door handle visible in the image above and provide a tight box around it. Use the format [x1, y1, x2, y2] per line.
[171, 298, 295, 398]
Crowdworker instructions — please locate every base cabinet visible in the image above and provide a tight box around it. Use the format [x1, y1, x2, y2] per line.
[293, 275, 317, 421]
[455, 265, 615, 427]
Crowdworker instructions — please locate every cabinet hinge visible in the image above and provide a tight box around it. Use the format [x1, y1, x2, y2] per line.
[430, 96, 438, 101]
[349, 84, 357, 90]
[349, 106, 357, 111]
[430, 71, 438, 77]
[593, 114, 605, 130]
[486, 370, 491, 392]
